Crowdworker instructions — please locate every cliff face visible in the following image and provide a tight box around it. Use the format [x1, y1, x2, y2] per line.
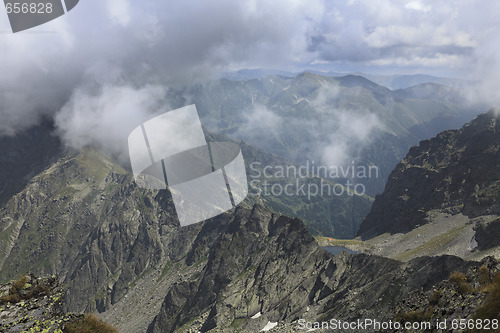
[0, 148, 178, 313]
[147, 205, 327, 332]
[474, 217, 500, 251]
[358, 110, 500, 239]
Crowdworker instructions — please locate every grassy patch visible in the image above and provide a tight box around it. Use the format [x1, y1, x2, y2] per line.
[395, 308, 434, 323]
[230, 318, 247, 331]
[157, 261, 173, 282]
[315, 236, 366, 246]
[64, 314, 118, 333]
[76, 149, 126, 179]
[157, 261, 183, 283]
[429, 290, 441, 305]
[0, 275, 51, 305]
[394, 225, 467, 261]
[193, 257, 207, 268]
[449, 271, 474, 294]
[479, 265, 492, 286]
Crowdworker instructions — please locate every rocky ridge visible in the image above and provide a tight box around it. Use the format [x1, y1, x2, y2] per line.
[358, 110, 500, 242]
[146, 204, 497, 332]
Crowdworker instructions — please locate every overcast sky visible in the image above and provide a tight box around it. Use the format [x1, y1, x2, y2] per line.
[1, 0, 499, 146]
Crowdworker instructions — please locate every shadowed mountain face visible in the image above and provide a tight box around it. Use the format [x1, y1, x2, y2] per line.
[0, 120, 62, 206]
[167, 72, 479, 195]
[214, 133, 373, 238]
[358, 110, 500, 239]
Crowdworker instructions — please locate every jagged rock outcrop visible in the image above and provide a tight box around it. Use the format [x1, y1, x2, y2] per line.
[147, 204, 488, 333]
[474, 217, 500, 251]
[0, 149, 179, 315]
[148, 204, 331, 332]
[0, 273, 77, 332]
[0, 162, 496, 333]
[358, 110, 500, 239]
[0, 273, 118, 333]
[0, 139, 369, 312]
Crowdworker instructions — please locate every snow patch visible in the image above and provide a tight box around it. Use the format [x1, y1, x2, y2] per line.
[251, 311, 262, 319]
[261, 321, 277, 331]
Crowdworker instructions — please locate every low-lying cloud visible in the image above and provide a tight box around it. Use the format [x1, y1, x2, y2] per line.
[231, 82, 383, 168]
[234, 104, 283, 138]
[0, 0, 323, 136]
[321, 112, 382, 167]
[55, 84, 170, 163]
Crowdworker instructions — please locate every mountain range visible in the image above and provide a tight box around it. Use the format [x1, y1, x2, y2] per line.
[222, 69, 470, 90]
[168, 72, 481, 196]
[1, 72, 499, 332]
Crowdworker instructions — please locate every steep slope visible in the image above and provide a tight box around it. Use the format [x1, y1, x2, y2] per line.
[0, 148, 172, 312]
[358, 110, 500, 245]
[0, 147, 233, 330]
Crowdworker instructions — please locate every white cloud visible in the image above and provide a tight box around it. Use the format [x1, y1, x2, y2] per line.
[107, 0, 131, 26]
[234, 105, 282, 138]
[309, 0, 496, 80]
[366, 24, 475, 49]
[54, 84, 169, 163]
[321, 111, 382, 167]
[405, 1, 431, 13]
[0, 0, 331, 135]
[1, 0, 500, 143]
[311, 82, 341, 112]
